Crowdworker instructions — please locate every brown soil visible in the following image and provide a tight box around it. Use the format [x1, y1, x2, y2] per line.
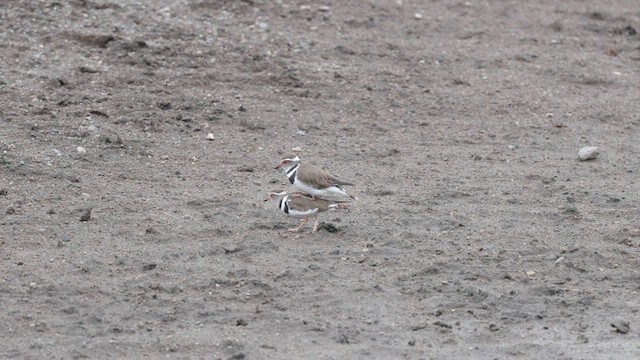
[2, 1, 639, 358]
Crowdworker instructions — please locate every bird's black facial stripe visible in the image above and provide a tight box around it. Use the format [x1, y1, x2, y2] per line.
[279, 196, 289, 214]
[288, 170, 296, 185]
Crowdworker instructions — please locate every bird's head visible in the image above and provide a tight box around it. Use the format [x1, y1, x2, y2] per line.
[275, 155, 300, 171]
[264, 190, 287, 202]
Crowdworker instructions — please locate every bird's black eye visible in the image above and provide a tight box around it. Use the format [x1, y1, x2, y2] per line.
[283, 160, 289, 163]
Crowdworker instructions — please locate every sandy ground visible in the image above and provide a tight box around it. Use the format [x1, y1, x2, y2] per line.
[1, 0, 640, 359]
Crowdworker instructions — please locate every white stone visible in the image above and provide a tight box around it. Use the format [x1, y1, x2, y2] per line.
[578, 146, 599, 161]
[206, 133, 215, 140]
[77, 146, 87, 154]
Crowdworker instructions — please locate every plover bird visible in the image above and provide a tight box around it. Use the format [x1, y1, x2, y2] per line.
[264, 190, 349, 232]
[275, 155, 356, 200]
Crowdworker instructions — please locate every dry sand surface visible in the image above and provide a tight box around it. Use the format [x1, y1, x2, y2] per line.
[1, 0, 640, 359]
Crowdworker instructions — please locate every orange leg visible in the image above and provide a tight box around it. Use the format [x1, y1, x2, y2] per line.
[288, 218, 309, 232]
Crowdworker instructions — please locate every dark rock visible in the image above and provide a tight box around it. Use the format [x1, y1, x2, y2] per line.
[223, 245, 241, 254]
[79, 66, 99, 74]
[319, 222, 340, 233]
[411, 323, 428, 331]
[142, 263, 157, 271]
[236, 319, 248, 326]
[80, 208, 92, 221]
[157, 102, 172, 110]
[145, 227, 158, 234]
[434, 321, 452, 329]
[611, 320, 630, 334]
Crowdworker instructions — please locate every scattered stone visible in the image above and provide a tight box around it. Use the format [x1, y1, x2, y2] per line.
[318, 5, 330, 12]
[563, 204, 579, 215]
[291, 146, 302, 153]
[157, 102, 172, 110]
[0, 189, 7, 196]
[611, 320, 630, 334]
[408, 340, 416, 346]
[80, 208, 92, 221]
[410, 323, 428, 331]
[47, 208, 56, 215]
[79, 66, 99, 73]
[336, 333, 349, 344]
[237, 166, 254, 172]
[6, 207, 16, 215]
[295, 129, 307, 136]
[145, 227, 158, 234]
[89, 110, 108, 118]
[236, 319, 248, 326]
[526, 270, 536, 276]
[206, 133, 215, 140]
[142, 263, 157, 271]
[319, 222, 340, 233]
[578, 146, 599, 161]
[489, 324, 500, 331]
[414, 13, 423, 19]
[238, 105, 246, 112]
[223, 245, 241, 254]
[555, 256, 565, 264]
[434, 321, 452, 329]
[77, 146, 87, 154]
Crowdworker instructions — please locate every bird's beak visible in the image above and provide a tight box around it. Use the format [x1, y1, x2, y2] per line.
[263, 196, 270, 202]
[275, 161, 283, 169]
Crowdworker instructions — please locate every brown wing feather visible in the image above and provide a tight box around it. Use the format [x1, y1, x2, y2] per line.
[288, 196, 347, 213]
[287, 196, 321, 212]
[312, 198, 349, 212]
[297, 162, 354, 188]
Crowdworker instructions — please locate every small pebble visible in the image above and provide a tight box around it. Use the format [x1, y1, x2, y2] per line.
[80, 208, 92, 222]
[77, 146, 86, 154]
[318, 5, 330, 12]
[142, 263, 157, 271]
[292, 146, 302, 153]
[611, 320, 630, 334]
[578, 146, 599, 161]
[206, 133, 215, 140]
[414, 13, 423, 19]
[526, 270, 536, 276]
[555, 256, 565, 264]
